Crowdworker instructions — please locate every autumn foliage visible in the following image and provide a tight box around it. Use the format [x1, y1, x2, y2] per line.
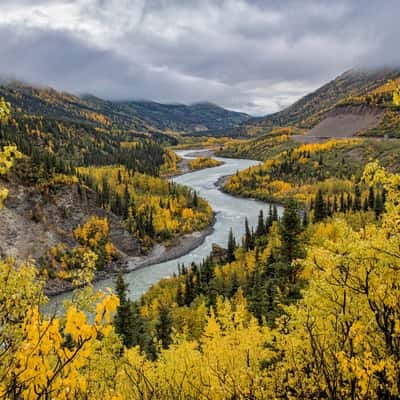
[188, 156, 223, 171]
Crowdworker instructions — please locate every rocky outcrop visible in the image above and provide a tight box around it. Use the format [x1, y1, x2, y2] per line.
[210, 243, 228, 264]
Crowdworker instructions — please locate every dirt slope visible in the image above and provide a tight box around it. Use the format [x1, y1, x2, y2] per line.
[0, 179, 139, 262]
[306, 105, 384, 138]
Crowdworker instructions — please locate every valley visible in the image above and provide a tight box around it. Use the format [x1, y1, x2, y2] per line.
[48, 150, 273, 307]
[2, 66, 400, 399]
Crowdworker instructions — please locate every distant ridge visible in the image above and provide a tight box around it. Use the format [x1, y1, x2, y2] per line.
[0, 80, 249, 134]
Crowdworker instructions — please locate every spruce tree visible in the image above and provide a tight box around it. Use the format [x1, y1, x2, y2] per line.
[368, 186, 375, 210]
[362, 197, 368, 211]
[227, 228, 236, 262]
[353, 184, 362, 211]
[374, 192, 384, 218]
[265, 205, 273, 233]
[280, 198, 305, 266]
[314, 189, 326, 222]
[272, 205, 278, 221]
[176, 283, 185, 306]
[243, 217, 252, 250]
[302, 210, 309, 227]
[333, 195, 338, 213]
[340, 192, 345, 213]
[255, 210, 265, 237]
[123, 184, 130, 218]
[114, 273, 135, 348]
[155, 305, 173, 349]
[229, 272, 240, 297]
[184, 271, 194, 305]
[192, 190, 198, 207]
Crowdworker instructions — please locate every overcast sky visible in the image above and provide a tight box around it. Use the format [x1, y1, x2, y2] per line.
[0, 0, 398, 115]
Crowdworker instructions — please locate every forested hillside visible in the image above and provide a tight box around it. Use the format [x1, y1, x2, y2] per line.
[0, 81, 249, 135]
[0, 93, 213, 294]
[97, 100, 250, 132]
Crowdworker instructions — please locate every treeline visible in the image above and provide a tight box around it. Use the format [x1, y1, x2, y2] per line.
[0, 114, 174, 177]
[311, 184, 386, 222]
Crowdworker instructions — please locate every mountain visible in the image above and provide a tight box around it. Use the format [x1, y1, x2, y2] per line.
[83, 97, 250, 133]
[0, 83, 175, 181]
[0, 82, 154, 133]
[250, 68, 400, 130]
[0, 81, 249, 135]
[210, 67, 400, 140]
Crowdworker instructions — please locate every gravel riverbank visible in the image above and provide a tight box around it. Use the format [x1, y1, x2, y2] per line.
[45, 219, 215, 297]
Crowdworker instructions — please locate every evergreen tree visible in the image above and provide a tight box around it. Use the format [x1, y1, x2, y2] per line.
[302, 210, 309, 227]
[368, 186, 375, 210]
[176, 283, 185, 306]
[255, 210, 265, 237]
[184, 270, 194, 305]
[123, 184, 130, 218]
[155, 305, 173, 349]
[353, 184, 362, 211]
[117, 169, 122, 184]
[265, 205, 273, 233]
[243, 217, 252, 250]
[280, 198, 305, 267]
[340, 192, 345, 213]
[114, 273, 135, 348]
[363, 197, 369, 212]
[326, 197, 332, 217]
[200, 257, 215, 288]
[227, 228, 236, 262]
[314, 189, 326, 222]
[374, 192, 384, 218]
[248, 263, 265, 323]
[229, 272, 240, 297]
[101, 176, 110, 207]
[333, 195, 338, 213]
[347, 193, 353, 211]
[192, 190, 198, 207]
[272, 205, 278, 221]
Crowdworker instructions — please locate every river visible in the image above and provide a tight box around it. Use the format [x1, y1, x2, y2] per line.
[49, 150, 282, 309]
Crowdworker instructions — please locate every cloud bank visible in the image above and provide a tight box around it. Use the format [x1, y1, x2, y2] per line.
[0, 0, 399, 115]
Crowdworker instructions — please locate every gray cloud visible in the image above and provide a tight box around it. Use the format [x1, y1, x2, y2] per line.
[0, 0, 399, 115]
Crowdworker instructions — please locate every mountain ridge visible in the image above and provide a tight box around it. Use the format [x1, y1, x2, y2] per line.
[247, 67, 400, 130]
[0, 80, 249, 134]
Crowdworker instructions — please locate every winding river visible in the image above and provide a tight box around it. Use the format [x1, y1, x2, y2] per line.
[49, 150, 282, 309]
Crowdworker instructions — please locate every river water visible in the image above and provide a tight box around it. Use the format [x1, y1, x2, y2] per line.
[49, 150, 281, 308]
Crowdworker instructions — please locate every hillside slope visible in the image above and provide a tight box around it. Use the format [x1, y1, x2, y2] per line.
[0, 81, 249, 135]
[0, 157, 139, 294]
[85, 97, 250, 132]
[251, 68, 400, 130]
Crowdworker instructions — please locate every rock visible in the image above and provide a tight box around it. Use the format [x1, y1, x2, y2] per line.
[210, 243, 228, 264]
